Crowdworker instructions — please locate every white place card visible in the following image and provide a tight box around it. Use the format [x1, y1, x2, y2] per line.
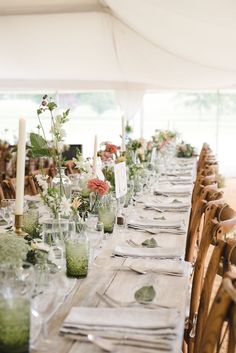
[114, 161, 127, 198]
[96, 165, 105, 181]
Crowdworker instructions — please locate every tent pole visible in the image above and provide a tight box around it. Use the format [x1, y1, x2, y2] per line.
[140, 100, 144, 139]
[216, 90, 220, 157]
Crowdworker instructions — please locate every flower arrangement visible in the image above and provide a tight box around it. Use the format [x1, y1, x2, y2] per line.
[98, 142, 120, 162]
[0, 233, 29, 265]
[87, 178, 110, 213]
[29, 95, 72, 218]
[152, 129, 177, 151]
[87, 178, 110, 197]
[73, 148, 92, 174]
[176, 141, 195, 158]
[35, 173, 71, 218]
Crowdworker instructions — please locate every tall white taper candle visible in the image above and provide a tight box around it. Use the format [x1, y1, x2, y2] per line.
[93, 134, 98, 176]
[121, 116, 126, 152]
[15, 118, 26, 215]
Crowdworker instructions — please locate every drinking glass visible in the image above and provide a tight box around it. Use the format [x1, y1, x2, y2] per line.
[65, 226, 89, 278]
[23, 209, 39, 237]
[41, 219, 68, 272]
[0, 262, 35, 353]
[32, 273, 58, 350]
[0, 199, 16, 227]
[98, 196, 117, 234]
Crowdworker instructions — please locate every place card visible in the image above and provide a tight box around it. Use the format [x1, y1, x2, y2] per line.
[114, 161, 127, 198]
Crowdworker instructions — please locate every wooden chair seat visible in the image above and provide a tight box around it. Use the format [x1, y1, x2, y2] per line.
[198, 272, 236, 353]
[186, 204, 236, 353]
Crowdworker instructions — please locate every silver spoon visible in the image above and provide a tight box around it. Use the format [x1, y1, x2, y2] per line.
[65, 333, 114, 352]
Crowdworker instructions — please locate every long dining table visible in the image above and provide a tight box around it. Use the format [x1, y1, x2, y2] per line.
[32, 157, 197, 353]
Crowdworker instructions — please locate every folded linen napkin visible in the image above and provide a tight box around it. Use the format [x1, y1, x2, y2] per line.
[125, 258, 190, 276]
[154, 186, 191, 196]
[127, 219, 182, 229]
[144, 202, 189, 212]
[113, 245, 183, 259]
[61, 306, 179, 333]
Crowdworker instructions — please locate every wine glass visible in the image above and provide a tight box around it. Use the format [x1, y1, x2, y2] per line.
[32, 273, 58, 350]
[0, 199, 16, 227]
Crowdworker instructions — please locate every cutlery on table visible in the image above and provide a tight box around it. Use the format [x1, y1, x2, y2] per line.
[110, 263, 183, 276]
[65, 333, 114, 352]
[96, 291, 174, 310]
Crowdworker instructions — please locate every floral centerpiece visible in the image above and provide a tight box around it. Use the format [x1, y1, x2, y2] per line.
[97, 142, 124, 190]
[176, 141, 195, 158]
[29, 95, 71, 218]
[98, 142, 120, 162]
[87, 178, 110, 214]
[152, 129, 177, 151]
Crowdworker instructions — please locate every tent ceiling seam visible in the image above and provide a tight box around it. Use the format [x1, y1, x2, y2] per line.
[108, 9, 236, 75]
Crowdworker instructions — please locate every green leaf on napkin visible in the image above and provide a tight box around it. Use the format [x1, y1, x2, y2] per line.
[142, 238, 158, 248]
[172, 199, 182, 203]
[135, 285, 156, 303]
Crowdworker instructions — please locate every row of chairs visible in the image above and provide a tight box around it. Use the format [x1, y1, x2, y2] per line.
[0, 161, 78, 201]
[184, 143, 236, 353]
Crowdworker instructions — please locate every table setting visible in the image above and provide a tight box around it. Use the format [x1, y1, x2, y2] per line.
[0, 96, 197, 353]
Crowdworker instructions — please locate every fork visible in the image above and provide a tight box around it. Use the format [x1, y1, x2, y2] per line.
[126, 239, 161, 248]
[128, 226, 159, 235]
[96, 291, 173, 309]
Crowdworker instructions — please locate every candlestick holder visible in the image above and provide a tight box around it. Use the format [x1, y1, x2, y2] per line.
[15, 214, 27, 237]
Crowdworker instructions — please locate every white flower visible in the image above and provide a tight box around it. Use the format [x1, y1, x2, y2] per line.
[60, 128, 66, 139]
[57, 141, 64, 153]
[36, 174, 49, 191]
[60, 196, 71, 217]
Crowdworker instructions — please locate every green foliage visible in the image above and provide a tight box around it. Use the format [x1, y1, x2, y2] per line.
[0, 233, 29, 264]
[29, 133, 52, 157]
[135, 285, 156, 303]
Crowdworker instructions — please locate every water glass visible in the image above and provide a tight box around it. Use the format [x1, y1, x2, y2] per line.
[0, 199, 16, 227]
[23, 209, 39, 237]
[0, 263, 35, 353]
[98, 204, 116, 234]
[65, 234, 89, 278]
[41, 219, 68, 271]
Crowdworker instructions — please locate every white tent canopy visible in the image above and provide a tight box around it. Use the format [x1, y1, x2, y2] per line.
[1, 0, 236, 90]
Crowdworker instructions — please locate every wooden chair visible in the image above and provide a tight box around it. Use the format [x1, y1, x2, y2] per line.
[187, 204, 236, 353]
[185, 188, 224, 263]
[191, 174, 217, 206]
[198, 271, 236, 353]
[1, 176, 39, 199]
[65, 160, 78, 175]
[194, 240, 236, 353]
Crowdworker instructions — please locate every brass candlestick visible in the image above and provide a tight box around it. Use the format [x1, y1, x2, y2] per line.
[15, 214, 27, 236]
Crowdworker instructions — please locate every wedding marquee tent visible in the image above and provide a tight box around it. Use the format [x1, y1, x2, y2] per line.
[1, 0, 236, 92]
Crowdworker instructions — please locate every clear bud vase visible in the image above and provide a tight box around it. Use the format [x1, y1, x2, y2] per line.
[52, 167, 71, 199]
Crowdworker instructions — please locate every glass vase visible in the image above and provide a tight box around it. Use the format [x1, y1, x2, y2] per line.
[98, 194, 117, 234]
[52, 167, 71, 199]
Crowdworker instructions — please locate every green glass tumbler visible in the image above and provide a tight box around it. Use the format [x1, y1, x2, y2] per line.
[98, 206, 116, 234]
[65, 237, 89, 278]
[0, 297, 30, 353]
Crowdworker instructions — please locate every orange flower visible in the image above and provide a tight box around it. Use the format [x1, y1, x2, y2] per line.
[105, 143, 118, 154]
[87, 178, 110, 196]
